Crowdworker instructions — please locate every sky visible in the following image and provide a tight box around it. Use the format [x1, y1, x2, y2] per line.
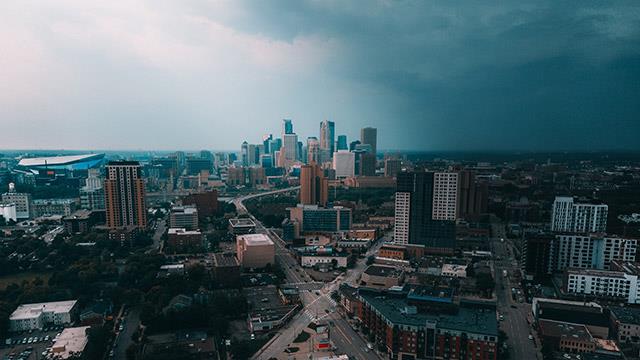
[1, 1, 639, 152]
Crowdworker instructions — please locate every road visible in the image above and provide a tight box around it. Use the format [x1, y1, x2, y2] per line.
[113, 307, 141, 360]
[145, 219, 166, 254]
[233, 187, 381, 360]
[491, 223, 539, 360]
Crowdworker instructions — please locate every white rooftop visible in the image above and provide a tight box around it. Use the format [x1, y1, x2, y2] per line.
[18, 154, 100, 167]
[238, 233, 274, 246]
[168, 228, 201, 235]
[10, 300, 77, 320]
[50, 326, 90, 359]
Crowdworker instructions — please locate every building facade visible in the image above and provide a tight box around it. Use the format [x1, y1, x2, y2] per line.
[104, 161, 147, 230]
[551, 196, 608, 234]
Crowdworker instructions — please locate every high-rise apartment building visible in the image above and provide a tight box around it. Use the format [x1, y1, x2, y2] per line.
[394, 171, 456, 253]
[332, 151, 355, 178]
[432, 172, 458, 221]
[457, 170, 488, 220]
[104, 161, 147, 230]
[551, 196, 608, 234]
[319, 120, 335, 159]
[360, 127, 377, 155]
[300, 163, 328, 207]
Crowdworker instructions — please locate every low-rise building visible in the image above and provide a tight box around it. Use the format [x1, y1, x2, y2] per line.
[62, 209, 106, 234]
[9, 300, 78, 332]
[32, 198, 76, 217]
[0, 202, 17, 222]
[441, 263, 467, 278]
[360, 265, 404, 289]
[211, 253, 241, 288]
[300, 253, 348, 269]
[378, 244, 407, 260]
[609, 306, 640, 345]
[167, 228, 203, 253]
[229, 217, 256, 235]
[48, 326, 90, 359]
[236, 233, 275, 269]
[532, 298, 610, 339]
[169, 205, 199, 230]
[358, 288, 498, 360]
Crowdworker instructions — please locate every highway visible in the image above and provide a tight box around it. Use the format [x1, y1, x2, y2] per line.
[233, 187, 382, 360]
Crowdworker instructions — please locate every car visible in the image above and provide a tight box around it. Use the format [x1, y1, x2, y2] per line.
[44, 336, 49, 341]
[528, 335, 534, 340]
[250, 333, 255, 340]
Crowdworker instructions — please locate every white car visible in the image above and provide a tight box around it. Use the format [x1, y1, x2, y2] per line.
[528, 335, 534, 340]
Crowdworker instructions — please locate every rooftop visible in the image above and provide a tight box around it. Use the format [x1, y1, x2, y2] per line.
[10, 300, 77, 320]
[18, 154, 104, 167]
[610, 306, 640, 325]
[211, 252, 240, 267]
[238, 233, 274, 246]
[229, 217, 256, 227]
[170, 206, 198, 215]
[364, 265, 404, 278]
[167, 228, 201, 235]
[49, 326, 90, 359]
[359, 289, 497, 336]
[538, 319, 591, 341]
[565, 268, 628, 279]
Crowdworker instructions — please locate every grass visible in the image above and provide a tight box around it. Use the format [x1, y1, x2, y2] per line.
[0, 272, 51, 290]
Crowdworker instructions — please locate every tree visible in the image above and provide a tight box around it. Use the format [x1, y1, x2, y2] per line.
[476, 273, 495, 297]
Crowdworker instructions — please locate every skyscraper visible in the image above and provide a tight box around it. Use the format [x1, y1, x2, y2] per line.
[336, 135, 348, 151]
[283, 119, 293, 135]
[306, 137, 321, 164]
[360, 127, 377, 155]
[104, 161, 147, 230]
[281, 133, 298, 167]
[319, 120, 335, 159]
[394, 171, 455, 254]
[299, 162, 328, 207]
[332, 150, 355, 178]
[241, 141, 249, 166]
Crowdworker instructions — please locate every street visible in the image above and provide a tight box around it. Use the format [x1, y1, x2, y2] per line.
[234, 188, 382, 360]
[491, 223, 539, 360]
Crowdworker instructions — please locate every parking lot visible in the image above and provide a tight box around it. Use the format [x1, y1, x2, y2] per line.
[1, 326, 67, 360]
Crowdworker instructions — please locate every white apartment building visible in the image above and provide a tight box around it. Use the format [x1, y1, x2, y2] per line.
[565, 266, 640, 304]
[432, 172, 458, 221]
[332, 151, 355, 179]
[393, 192, 411, 245]
[551, 196, 608, 233]
[9, 300, 77, 332]
[300, 254, 348, 268]
[552, 235, 637, 272]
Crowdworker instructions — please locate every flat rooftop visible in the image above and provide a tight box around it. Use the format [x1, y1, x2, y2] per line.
[167, 228, 201, 235]
[212, 252, 239, 267]
[170, 206, 198, 215]
[610, 306, 640, 325]
[538, 319, 591, 340]
[238, 233, 274, 246]
[50, 326, 90, 359]
[364, 265, 403, 278]
[229, 217, 256, 227]
[10, 300, 77, 320]
[566, 268, 627, 278]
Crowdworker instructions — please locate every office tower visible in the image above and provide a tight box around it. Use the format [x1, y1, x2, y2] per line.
[300, 163, 328, 207]
[319, 120, 335, 158]
[282, 133, 298, 166]
[85, 168, 102, 189]
[336, 135, 348, 151]
[260, 154, 273, 168]
[80, 169, 105, 210]
[241, 141, 249, 166]
[1, 183, 32, 219]
[457, 170, 487, 220]
[384, 159, 402, 177]
[332, 151, 355, 178]
[307, 137, 320, 164]
[104, 161, 147, 230]
[349, 140, 361, 152]
[360, 127, 378, 155]
[269, 138, 281, 157]
[200, 150, 213, 160]
[551, 196, 608, 233]
[297, 141, 304, 162]
[394, 171, 456, 253]
[263, 134, 273, 155]
[257, 144, 265, 163]
[432, 172, 459, 221]
[360, 154, 376, 176]
[283, 119, 294, 135]
[248, 144, 258, 165]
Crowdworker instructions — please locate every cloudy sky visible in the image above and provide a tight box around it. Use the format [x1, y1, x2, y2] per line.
[1, 1, 639, 151]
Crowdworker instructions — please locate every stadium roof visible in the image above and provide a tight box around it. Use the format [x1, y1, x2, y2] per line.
[16, 153, 104, 172]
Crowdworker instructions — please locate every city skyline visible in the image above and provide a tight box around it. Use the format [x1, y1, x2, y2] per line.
[1, 2, 639, 151]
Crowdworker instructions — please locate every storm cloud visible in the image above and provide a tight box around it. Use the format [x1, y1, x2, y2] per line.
[1, 1, 639, 151]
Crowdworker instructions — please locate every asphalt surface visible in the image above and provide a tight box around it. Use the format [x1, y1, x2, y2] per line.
[491, 223, 540, 360]
[113, 307, 141, 360]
